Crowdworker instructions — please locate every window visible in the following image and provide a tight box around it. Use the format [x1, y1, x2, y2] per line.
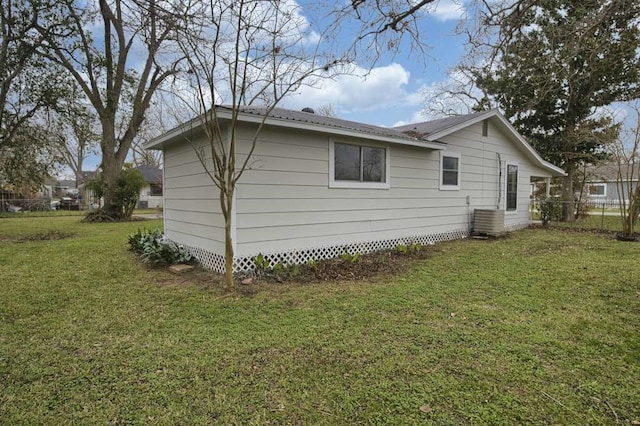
[588, 183, 606, 197]
[482, 119, 488, 137]
[506, 162, 518, 211]
[439, 152, 461, 190]
[330, 141, 389, 189]
[149, 183, 163, 196]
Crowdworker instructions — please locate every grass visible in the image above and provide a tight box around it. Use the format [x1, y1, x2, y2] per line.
[0, 207, 162, 219]
[1, 217, 639, 424]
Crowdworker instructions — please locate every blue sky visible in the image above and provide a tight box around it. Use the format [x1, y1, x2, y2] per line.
[73, 0, 468, 176]
[280, 0, 468, 127]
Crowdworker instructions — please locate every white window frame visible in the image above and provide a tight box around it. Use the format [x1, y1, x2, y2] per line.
[588, 183, 606, 197]
[505, 161, 519, 213]
[439, 151, 461, 191]
[329, 140, 391, 189]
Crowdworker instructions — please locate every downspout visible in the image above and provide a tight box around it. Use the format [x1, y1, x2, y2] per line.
[496, 153, 502, 209]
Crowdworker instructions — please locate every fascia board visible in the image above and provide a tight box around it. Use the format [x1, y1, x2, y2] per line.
[146, 108, 446, 151]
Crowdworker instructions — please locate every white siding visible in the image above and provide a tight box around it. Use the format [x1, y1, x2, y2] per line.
[138, 184, 164, 208]
[235, 126, 445, 257]
[437, 120, 545, 230]
[162, 140, 225, 254]
[233, 120, 548, 258]
[160, 117, 556, 271]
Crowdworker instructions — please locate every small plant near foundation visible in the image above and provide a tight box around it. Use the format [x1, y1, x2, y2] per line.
[253, 253, 270, 272]
[396, 242, 422, 255]
[306, 259, 318, 271]
[128, 228, 195, 265]
[341, 251, 361, 263]
[271, 261, 300, 280]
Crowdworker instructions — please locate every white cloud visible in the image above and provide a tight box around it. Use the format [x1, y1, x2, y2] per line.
[282, 63, 423, 113]
[429, 0, 466, 22]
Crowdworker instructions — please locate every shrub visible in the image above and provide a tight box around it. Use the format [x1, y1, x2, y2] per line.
[127, 228, 195, 265]
[539, 199, 563, 225]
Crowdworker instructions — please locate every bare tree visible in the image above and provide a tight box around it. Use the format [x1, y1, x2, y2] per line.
[173, 0, 341, 290]
[35, 0, 194, 218]
[315, 103, 337, 118]
[46, 88, 100, 185]
[327, 0, 449, 65]
[610, 103, 640, 240]
[130, 102, 168, 168]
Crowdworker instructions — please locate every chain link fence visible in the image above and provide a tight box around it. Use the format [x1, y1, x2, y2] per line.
[529, 199, 626, 232]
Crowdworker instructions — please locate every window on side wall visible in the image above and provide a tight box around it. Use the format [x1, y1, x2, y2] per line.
[330, 141, 390, 189]
[588, 183, 606, 197]
[439, 152, 461, 190]
[506, 162, 518, 211]
[149, 183, 163, 196]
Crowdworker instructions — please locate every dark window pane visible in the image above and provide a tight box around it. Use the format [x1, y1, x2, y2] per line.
[442, 156, 458, 171]
[442, 155, 459, 186]
[362, 146, 385, 182]
[335, 143, 360, 181]
[149, 184, 163, 196]
[507, 164, 518, 210]
[442, 170, 458, 186]
[589, 185, 605, 195]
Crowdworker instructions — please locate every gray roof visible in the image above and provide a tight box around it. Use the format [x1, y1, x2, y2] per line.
[56, 179, 76, 188]
[219, 105, 423, 142]
[393, 111, 492, 137]
[78, 170, 97, 184]
[586, 162, 640, 182]
[134, 165, 162, 184]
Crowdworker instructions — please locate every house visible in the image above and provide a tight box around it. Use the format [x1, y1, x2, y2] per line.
[145, 106, 564, 273]
[584, 162, 639, 207]
[134, 165, 163, 209]
[53, 179, 77, 196]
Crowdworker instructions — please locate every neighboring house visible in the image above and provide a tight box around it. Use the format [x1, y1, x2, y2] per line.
[135, 165, 163, 209]
[584, 162, 639, 206]
[145, 106, 564, 273]
[77, 167, 163, 209]
[53, 179, 76, 196]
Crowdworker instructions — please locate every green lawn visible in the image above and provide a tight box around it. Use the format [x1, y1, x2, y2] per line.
[1, 217, 639, 424]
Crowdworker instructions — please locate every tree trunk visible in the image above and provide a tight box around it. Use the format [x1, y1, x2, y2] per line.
[98, 119, 131, 217]
[221, 185, 235, 291]
[561, 169, 575, 222]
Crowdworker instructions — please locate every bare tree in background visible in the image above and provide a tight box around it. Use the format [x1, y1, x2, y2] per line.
[315, 104, 337, 118]
[47, 87, 100, 186]
[35, 0, 195, 219]
[131, 102, 169, 168]
[610, 103, 640, 240]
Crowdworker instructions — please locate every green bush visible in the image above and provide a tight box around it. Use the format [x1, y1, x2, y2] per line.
[539, 199, 563, 225]
[86, 166, 145, 219]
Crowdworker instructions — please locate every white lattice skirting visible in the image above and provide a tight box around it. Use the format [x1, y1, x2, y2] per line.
[178, 228, 471, 274]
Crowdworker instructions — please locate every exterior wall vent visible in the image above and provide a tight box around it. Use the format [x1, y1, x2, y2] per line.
[474, 209, 505, 235]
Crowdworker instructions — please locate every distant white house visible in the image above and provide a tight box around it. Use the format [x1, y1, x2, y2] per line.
[145, 106, 564, 273]
[585, 162, 639, 206]
[135, 165, 163, 209]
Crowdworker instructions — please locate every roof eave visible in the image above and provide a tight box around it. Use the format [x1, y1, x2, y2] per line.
[424, 110, 565, 177]
[146, 107, 446, 151]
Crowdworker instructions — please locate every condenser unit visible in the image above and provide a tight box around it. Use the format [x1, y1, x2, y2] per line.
[474, 209, 505, 236]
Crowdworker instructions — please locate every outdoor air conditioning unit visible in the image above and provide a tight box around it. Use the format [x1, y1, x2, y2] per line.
[474, 209, 505, 235]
